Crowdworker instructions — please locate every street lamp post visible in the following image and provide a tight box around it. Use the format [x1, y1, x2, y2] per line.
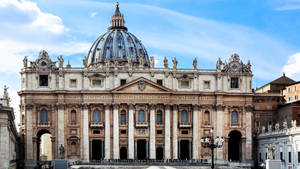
[201, 128, 224, 169]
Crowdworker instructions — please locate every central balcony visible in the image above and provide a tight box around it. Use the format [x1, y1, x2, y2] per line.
[90, 122, 104, 128]
[136, 122, 149, 128]
[179, 122, 192, 128]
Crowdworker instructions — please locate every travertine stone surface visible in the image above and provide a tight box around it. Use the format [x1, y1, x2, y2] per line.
[83, 107, 89, 161]
[57, 106, 64, 152]
[149, 106, 156, 159]
[128, 105, 134, 159]
[164, 105, 171, 159]
[192, 106, 199, 159]
[172, 106, 178, 159]
[26, 107, 33, 160]
[105, 105, 111, 159]
[113, 105, 119, 159]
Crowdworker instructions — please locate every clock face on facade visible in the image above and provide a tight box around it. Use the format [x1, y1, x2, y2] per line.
[230, 62, 240, 72]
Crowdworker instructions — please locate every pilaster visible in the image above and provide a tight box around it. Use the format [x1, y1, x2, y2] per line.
[216, 104, 225, 160]
[57, 103, 65, 153]
[245, 105, 253, 160]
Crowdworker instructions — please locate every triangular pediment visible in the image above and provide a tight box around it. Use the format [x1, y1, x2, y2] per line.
[112, 77, 173, 93]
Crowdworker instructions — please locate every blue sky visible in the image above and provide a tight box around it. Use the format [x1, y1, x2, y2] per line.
[0, 0, 300, 124]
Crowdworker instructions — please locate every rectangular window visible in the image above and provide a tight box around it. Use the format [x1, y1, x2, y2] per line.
[267, 105, 272, 110]
[231, 77, 239, 88]
[203, 81, 210, 89]
[120, 130, 127, 134]
[156, 130, 162, 134]
[120, 79, 126, 85]
[92, 80, 102, 88]
[180, 80, 190, 89]
[70, 79, 77, 88]
[295, 86, 297, 91]
[39, 75, 48, 86]
[288, 88, 291, 93]
[181, 130, 189, 134]
[289, 151, 291, 163]
[93, 130, 100, 134]
[259, 153, 262, 162]
[298, 152, 300, 163]
[289, 97, 291, 102]
[156, 112, 162, 124]
[296, 95, 298, 101]
[157, 79, 163, 86]
[280, 152, 283, 161]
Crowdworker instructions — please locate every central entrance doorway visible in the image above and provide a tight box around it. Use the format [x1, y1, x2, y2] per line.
[156, 147, 163, 160]
[179, 140, 191, 160]
[120, 147, 127, 160]
[91, 140, 104, 160]
[228, 130, 242, 161]
[137, 140, 147, 160]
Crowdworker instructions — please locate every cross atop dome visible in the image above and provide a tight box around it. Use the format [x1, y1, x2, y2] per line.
[109, 2, 127, 30]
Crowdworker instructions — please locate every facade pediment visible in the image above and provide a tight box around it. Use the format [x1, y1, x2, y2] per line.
[112, 77, 173, 93]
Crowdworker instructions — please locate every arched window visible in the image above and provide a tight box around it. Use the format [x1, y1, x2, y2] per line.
[40, 109, 48, 123]
[71, 142, 77, 155]
[157, 110, 162, 124]
[231, 111, 238, 124]
[181, 110, 188, 123]
[71, 110, 76, 123]
[93, 109, 101, 122]
[138, 109, 145, 122]
[204, 111, 210, 125]
[120, 110, 126, 124]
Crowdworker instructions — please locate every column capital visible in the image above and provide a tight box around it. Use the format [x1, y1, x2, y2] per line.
[55, 103, 66, 109]
[25, 104, 34, 110]
[105, 103, 111, 110]
[128, 103, 135, 109]
[192, 104, 199, 110]
[245, 104, 253, 112]
[113, 104, 119, 109]
[164, 104, 171, 110]
[172, 104, 178, 110]
[149, 104, 156, 110]
[81, 103, 89, 109]
[215, 104, 225, 111]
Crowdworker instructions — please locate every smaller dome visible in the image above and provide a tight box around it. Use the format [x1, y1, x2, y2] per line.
[86, 3, 150, 67]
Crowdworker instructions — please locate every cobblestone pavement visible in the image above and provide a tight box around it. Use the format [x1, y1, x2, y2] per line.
[71, 165, 250, 169]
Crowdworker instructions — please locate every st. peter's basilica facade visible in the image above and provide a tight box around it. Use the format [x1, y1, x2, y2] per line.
[19, 3, 253, 168]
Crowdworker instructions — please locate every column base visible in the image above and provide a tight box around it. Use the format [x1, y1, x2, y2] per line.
[24, 159, 35, 169]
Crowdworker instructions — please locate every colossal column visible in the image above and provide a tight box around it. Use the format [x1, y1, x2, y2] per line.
[172, 105, 178, 159]
[105, 104, 111, 159]
[82, 104, 89, 161]
[57, 104, 65, 154]
[192, 105, 199, 159]
[216, 104, 224, 160]
[128, 104, 135, 159]
[113, 104, 119, 159]
[149, 104, 156, 159]
[164, 104, 171, 159]
[245, 105, 253, 160]
[25, 104, 34, 162]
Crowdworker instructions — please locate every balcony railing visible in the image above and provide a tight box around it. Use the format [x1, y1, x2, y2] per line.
[179, 122, 192, 128]
[136, 122, 149, 128]
[90, 122, 104, 128]
[37, 122, 51, 127]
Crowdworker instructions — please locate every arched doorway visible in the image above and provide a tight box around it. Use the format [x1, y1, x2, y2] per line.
[37, 129, 52, 162]
[156, 147, 163, 160]
[120, 147, 127, 160]
[228, 130, 242, 161]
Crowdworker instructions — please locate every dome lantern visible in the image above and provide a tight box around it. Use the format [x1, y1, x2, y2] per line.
[109, 2, 127, 30]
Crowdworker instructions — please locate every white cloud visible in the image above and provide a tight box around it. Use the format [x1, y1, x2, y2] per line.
[90, 12, 97, 17]
[0, 0, 68, 34]
[271, 0, 300, 10]
[282, 52, 300, 80]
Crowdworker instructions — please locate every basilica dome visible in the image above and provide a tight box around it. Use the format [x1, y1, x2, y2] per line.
[86, 3, 150, 67]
